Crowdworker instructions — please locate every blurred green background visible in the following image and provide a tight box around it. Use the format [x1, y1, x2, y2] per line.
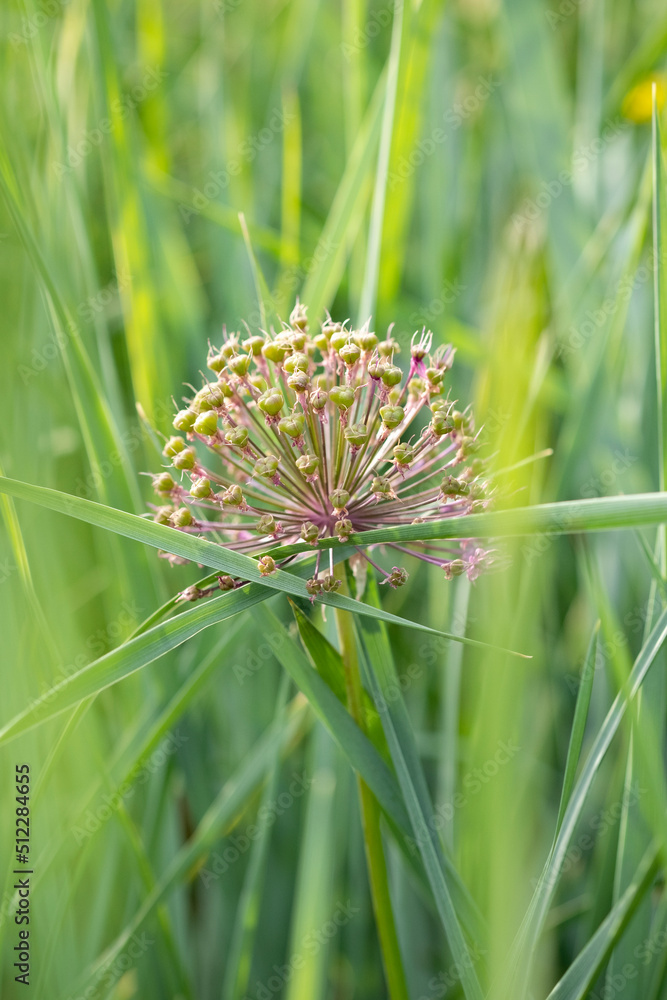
[2, 0, 667, 997]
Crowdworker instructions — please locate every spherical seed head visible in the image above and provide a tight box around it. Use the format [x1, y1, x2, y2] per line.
[190, 478, 212, 499]
[258, 555, 277, 575]
[147, 304, 495, 598]
[154, 472, 176, 494]
[173, 408, 197, 432]
[194, 410, 219, 437]
[172, 447, 196, 470]
[163, 436, 186, 457]
[330, 489, 350, 511]
[171, 506, 193, 527]
[300, 521, 319, 544]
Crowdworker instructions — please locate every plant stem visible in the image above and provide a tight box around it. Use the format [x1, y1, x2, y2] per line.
[334, 574, 410, 1000]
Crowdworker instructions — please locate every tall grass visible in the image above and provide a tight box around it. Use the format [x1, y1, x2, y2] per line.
[2, 1, 667, 999]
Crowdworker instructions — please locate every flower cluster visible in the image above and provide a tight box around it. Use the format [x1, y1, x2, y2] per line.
[148, 303, 494, 599]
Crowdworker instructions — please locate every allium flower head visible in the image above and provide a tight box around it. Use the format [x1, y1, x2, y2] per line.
[149, 303, 495, 598]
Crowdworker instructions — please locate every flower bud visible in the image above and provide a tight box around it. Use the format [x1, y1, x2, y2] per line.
[335, 518, 353, 542]
[381, 365, 402, 387]
[172, 447, 196, 470]
[278, 413, 306, 438]
[193, 410, 219, 436]
[257, 513, 278, 534]
[221, 484, 245, 506]
[329, 385, 355, 410]
[354, 330, 378, 352]
[300, 521, 319, 544]
[258, 388, 285, 416]
[379, 404, 404, 429]
[309, 387, 328, 410]
[153, 472, 175, 494]
[173, 408, 197, 432]
[339, 342, 361, 366]
[345, 422, 368, 447]
[243, 335, 265, 356]
[154, 506, 173, 524]
[330, 489, 350, 510]
[225, 426, 249, 449]
[288, 371, 311, 393]
[190, 477, 213, 499]
[254, 455, 279, 478]
[296, 454, 319, 478]
[283, 352, 309, 374]
[163, 436, 185, 457]
[227, 353, 251, 377]
[258, 555, 277, 575]
[170, 506, 193, 527]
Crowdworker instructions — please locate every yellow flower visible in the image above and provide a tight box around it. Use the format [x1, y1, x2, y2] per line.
[621, 74, 667, 124]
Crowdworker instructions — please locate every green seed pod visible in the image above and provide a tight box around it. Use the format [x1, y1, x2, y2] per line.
[207, 351, 226, 373]
[451, 410, 466, 430]
[313, 332, 329, 352]
[430, 399, 449, 414]
[335, 518, 353, 542]
[193, 410, 219, 436]
[195, 384, 228, 409]
[354, 330, 378, 352]
[290, 301, 308, 331]
[254, 454, 279, 478]
[426, 367, 444, 385]
[309, 387, 328, 410]
[287, 371, 311, 393]
[378, 337, 400, 358]
[330, 329, 350, 352]
[379, 404, 404, 429]
[339, 342, 361, 366]
[221, 484, 244, 507]
[386, 566, 409, 587]
[154, 506, 173, 524]
[261, 339, 289, 363]
[190, 478, 212, 499]
[220, 339, 239, 360]
[448, 559, 465, 577]
[393, 443, 414, 466]
[173, 408, 197, 432]
[328, 385, 355, 410]
[218, 575, 235, 590]
[431, 412, 454, 436]
[278, 413, 306, 438]
[289, 330, 308, 351]
[345, 422, 368, 447]
[381, 365, 402, 387]
[154, 472, 175, 494]
[300, 521, 319, 545]
[248, 373, 268, 393]
[306, 577, 323, 596]
[457, 436, 479, 457]
[170, 506, 193, 527]
[283, 351, 309, 374]
[409, 377, 426, 397]
[329, 489, 350, 510]
[368, 357, 387, 380]
[172, 448, 196, 470]
[258, 555, 276, 575]
[225, 426, 249, 449]
[296, 453, 319, 478]
[440, 475, 469, 497]
[321, 573, 341, 593]
[256, 513, 277, 534]
[258, 388, 284, 416]
[228, 353, 251, 377]
[243, 335, 265, 356]
[371, 476, 393, 496]
[163, 436, 185, 457]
